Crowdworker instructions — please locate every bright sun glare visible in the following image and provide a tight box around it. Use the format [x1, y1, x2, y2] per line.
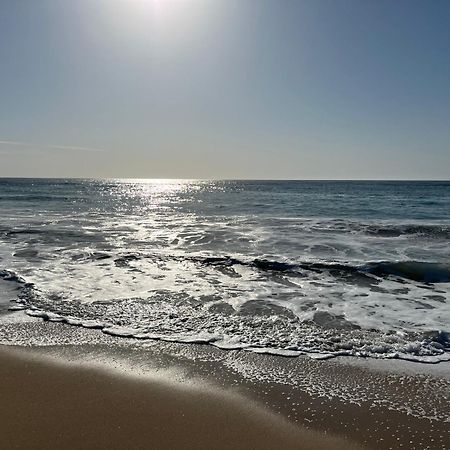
[108, 0, 207, 45]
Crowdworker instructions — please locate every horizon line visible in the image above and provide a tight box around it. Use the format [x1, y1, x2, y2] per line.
[0, 177, 449, 182]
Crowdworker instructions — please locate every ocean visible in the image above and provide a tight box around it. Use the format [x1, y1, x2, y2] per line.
[1, 179, 449, 362]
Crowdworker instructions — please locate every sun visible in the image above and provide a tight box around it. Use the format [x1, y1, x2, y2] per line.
[102, 0, 211, 53]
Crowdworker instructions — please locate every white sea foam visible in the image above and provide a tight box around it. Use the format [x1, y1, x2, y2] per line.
[0, 179, 449, 362]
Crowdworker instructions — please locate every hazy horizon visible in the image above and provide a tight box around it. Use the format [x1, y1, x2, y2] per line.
[1, 176, 450, 182]
[1, 0, 449, 179]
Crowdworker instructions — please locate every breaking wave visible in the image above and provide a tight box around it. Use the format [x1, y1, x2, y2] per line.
[2, 257, 449, 364]
[1, 179, 449, 364]
[113, 254, 450, 284]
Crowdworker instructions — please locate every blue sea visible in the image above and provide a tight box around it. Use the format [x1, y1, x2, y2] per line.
[0, 179, 449, 362]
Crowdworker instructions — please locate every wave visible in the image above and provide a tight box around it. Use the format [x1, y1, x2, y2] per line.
[12, 290, 450, 364]
[1, 262, 449, 364]
[0, 269, 27, 284]
[0, 192, 80, 201]
[7, 240, 444, 284]
[168, 255, 450, 284]
[1, 227, 106, 247]
[362, 261, 450, 283]
[362, 224, 450, 239]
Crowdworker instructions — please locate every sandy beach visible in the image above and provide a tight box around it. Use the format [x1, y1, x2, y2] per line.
[0, 345, 361, 450]
[2, 0, 450, 447]
[0, 318, 449, 450]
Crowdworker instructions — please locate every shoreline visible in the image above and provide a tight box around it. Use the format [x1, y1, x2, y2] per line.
[0, 320, 449, 449]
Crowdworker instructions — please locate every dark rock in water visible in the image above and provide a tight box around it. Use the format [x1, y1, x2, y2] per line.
[312, 311, 361, 330]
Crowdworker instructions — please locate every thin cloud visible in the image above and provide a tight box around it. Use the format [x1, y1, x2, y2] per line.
[0, 140, 107, 153]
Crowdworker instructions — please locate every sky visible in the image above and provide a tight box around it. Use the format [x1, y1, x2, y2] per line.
[0, 0, 449, 179]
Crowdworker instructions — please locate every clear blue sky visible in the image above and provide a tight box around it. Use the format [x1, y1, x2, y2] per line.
[1, 0, 449, 179]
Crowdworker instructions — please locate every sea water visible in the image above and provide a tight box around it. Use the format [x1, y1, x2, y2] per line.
[0, 179, 449, 362]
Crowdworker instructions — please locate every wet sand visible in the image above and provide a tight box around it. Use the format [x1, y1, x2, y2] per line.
[0, 346, 359, 450]
[0, 320, 449, 449]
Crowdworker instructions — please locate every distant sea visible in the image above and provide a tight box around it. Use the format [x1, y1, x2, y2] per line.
[0, 179, 449, 362]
